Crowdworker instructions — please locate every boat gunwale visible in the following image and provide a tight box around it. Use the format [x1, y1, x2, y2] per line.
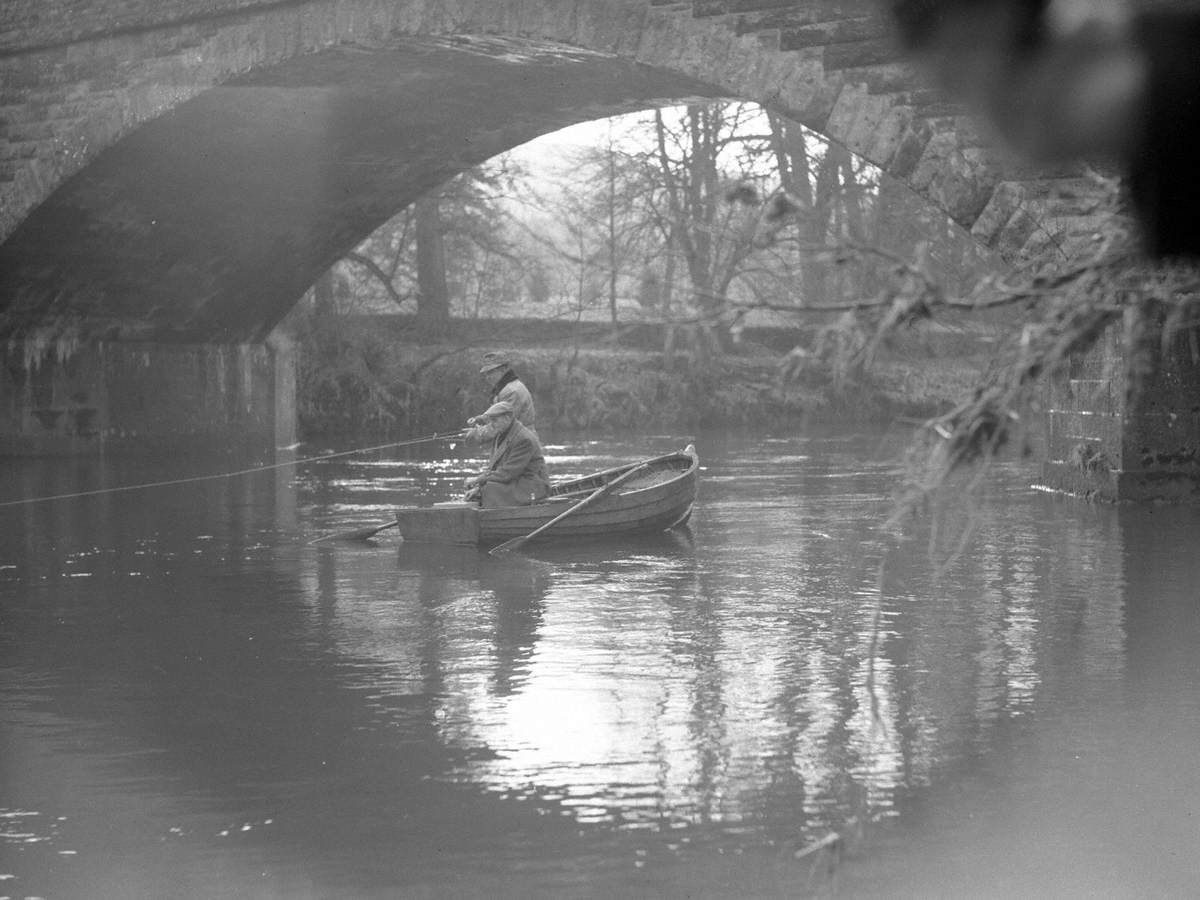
[392, 446, 698, 544]
[536, 447, 697, 504]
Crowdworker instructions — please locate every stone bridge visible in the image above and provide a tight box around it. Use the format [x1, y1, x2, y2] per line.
[1, 0, 1104, 346]
[0, 0, 1188, 497]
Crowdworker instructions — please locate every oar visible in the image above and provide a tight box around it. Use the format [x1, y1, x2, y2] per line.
[310, 519, 400, 543]
[489, 460, 652, 555]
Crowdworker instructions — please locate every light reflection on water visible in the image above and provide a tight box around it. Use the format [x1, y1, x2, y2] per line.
[1, 429, 1199, 898]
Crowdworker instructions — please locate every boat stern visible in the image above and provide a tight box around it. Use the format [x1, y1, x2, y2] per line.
[393, 502, 481, 544]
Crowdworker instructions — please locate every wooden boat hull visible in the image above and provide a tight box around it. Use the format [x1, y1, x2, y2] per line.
[393, 445, 699, 546]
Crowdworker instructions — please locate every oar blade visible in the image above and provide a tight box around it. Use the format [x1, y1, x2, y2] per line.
[310, 519, 400, 543]
[488, 535, 525, 555]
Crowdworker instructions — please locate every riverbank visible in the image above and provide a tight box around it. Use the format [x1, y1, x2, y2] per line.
[294, 316, 995, 438]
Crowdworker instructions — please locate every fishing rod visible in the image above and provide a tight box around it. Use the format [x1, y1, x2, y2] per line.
[310, 428, 476, 544]
[0, 430, 464, 510]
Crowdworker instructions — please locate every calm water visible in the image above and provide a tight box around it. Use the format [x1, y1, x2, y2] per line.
[2, 428, 1199, 899]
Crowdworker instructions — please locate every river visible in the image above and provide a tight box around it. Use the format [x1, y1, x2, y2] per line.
[2, 427, 1199, 899]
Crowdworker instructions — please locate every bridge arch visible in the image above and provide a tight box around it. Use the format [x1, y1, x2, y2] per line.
[0, 0, 1101, 342]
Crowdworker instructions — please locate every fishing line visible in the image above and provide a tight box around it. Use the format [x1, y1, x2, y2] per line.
[0, 432, 461, 509]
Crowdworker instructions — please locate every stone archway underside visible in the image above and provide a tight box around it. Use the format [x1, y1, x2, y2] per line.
[0, 37, 725, 342]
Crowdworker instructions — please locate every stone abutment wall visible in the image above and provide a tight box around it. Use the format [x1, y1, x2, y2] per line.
[1042, 322, 1200, 502]
[0, 340, 295, 456]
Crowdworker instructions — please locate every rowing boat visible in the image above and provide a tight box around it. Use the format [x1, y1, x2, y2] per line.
[391, 444, 699, 546]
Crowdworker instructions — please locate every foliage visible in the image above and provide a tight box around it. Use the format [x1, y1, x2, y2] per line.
[863, 196, 1200, 531]
[291, 308, 422, 434]
[290, 316, 972, 437]
[337, 159, 526, 318]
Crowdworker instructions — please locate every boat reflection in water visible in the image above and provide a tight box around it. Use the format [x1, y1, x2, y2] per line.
[388, 523, 713, 837]
[394, 541, 554, 698]
[392, 525, 696, 700]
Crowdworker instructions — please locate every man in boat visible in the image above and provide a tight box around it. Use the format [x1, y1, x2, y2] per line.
[470, 351, 537, 438]
[461, 401, 551, 508]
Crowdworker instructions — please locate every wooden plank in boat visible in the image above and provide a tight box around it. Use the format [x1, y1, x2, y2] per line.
[395, 502, 479, 544]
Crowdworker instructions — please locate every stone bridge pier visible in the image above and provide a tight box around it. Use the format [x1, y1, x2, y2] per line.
[1041, 322, 1200, 503]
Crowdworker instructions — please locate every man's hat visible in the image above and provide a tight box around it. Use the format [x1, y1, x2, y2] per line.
[479, 351, 510, 374]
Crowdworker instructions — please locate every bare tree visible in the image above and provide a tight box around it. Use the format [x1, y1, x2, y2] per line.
[336, 160, 524, 319]
[414, 194, 450, 330]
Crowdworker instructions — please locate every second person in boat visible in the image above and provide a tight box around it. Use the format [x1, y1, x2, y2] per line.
[461, 400, 550, 508]
[472, 351, 537, 438]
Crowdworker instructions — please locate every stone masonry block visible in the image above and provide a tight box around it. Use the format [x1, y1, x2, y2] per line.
[886, 117, 933, 179]
[1065, 378, 1118, 415]
[781, 15, 886, 50]
[822, 37, 902, 71]
[694, 0, 796, 16]
[825, 82, 908, 165]
[908, 129, 958, 191]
